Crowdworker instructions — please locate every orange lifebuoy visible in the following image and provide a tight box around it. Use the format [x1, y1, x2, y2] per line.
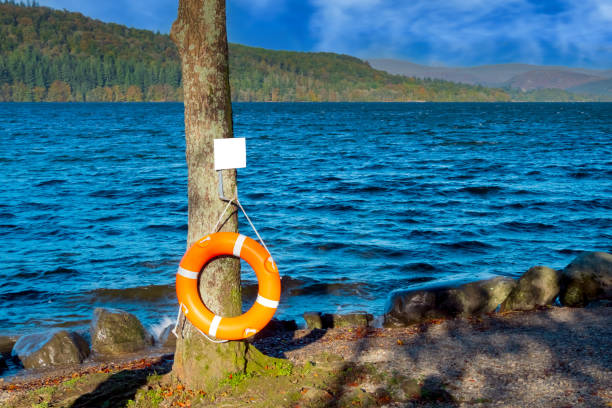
[175, 232, 281, 340]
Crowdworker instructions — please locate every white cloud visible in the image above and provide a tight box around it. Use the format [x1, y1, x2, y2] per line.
[308, 0, 612, 67]
[231, 0, 287, 16]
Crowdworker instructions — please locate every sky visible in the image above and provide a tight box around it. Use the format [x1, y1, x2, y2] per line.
[36, 0, 612, 69]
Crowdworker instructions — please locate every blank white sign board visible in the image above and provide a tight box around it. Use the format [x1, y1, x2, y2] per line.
[214, 138, 246, 170]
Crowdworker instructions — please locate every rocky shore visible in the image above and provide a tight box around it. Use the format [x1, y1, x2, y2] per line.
[1, 251, 611, 407]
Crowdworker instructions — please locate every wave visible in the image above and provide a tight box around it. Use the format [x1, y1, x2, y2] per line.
[80, 277, 383, 306]
[409, 230, 443, 238]
[458, 186, 502, 195]
[35, 179, 66, 187]
[436, 240, 495, 252]
[88, 189, 123, 198]
[313, 242, 350, 251]
[571, 199, 612, 210]
[400, 262, 438, 272]
[43, 267, 78, 276]
[279, 276, 374, 297]
[0, 289, 47, 301]
[555, 248, 584, 255]
[499, 221, 555, 231]
[85, 284, 175, 303]
[569, 171, 591, 179]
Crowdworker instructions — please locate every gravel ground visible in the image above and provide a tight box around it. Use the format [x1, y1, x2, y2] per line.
[255, 306, 612, 407]
[1, 306, 610, 407]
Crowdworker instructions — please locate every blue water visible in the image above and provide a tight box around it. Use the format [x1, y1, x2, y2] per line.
[0, 102, 610, 337]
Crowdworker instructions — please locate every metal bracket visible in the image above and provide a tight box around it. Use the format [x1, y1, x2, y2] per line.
[217, 170, 232, 202]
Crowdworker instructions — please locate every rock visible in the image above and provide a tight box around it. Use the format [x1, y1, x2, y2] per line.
[322, 312, 373, 328]
[11, 330, 89, 369]
[0, 354, 6, 372]
[500, 266, 560, 311]
[304, 312, 373, 329]
[0, 336, 18, 356]
[442, 277, 517, 316]
[384, 288, 441, 327]
[560, 252, 612, 307]
[303, 312, 323, 329]
[158, 324, 176, 349]
[90, 308, 153, 355]
[384, 277, 516, 326]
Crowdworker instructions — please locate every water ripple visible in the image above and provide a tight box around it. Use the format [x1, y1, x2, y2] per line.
[0, 102, 610, 334]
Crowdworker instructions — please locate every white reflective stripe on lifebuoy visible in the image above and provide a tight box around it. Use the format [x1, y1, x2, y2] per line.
[209, 315, 222, 337]
[177, 266, 199, 280]
[256, 294, 279, 309]
[233, 234, 247, 257]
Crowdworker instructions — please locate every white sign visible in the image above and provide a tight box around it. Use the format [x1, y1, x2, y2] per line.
[214, 138, 246, 170]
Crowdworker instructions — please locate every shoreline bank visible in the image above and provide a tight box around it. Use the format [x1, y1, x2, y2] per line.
[1, 305, 611, 407]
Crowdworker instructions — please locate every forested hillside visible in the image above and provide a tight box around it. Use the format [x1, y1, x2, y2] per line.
[0, 2, 512, 102]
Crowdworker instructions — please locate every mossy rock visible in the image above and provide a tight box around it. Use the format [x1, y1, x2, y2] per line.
[11, 330, 89, 369]
[444, 276, 517, 316]
[0, 335, 18, 356]
[501, 266, 560, 311]
[90, 308, 153, 355]
[384, 276, 516, 326]
[560, 252, 612, 307]
[303, 312, 323, 329]
[322, 312, 373, 328]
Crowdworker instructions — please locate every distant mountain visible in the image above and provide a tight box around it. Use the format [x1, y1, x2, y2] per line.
[569, 78, 612, 97]
[369, 59, 612, 100]
[0, 3, 509, 103]
[506, 70, 604, 91]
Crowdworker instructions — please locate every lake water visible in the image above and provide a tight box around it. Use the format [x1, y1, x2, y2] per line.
[0, 102, 610, 338]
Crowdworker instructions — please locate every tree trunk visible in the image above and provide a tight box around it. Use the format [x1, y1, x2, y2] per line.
[170, 0, 245, 390]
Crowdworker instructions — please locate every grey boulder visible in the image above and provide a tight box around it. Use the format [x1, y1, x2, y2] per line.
[501, 266, 560, 311]
[560, 252, 612, 307]
[90, 308, 153, 355]
[384, 288, 440, 327]
[384, 276, 516, 326]
[11, 330, 89, 369]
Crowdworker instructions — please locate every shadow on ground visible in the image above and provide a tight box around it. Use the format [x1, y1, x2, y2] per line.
[70, 356, 172, 408]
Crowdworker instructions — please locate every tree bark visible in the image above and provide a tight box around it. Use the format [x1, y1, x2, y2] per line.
[170, 0, 245, 390]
